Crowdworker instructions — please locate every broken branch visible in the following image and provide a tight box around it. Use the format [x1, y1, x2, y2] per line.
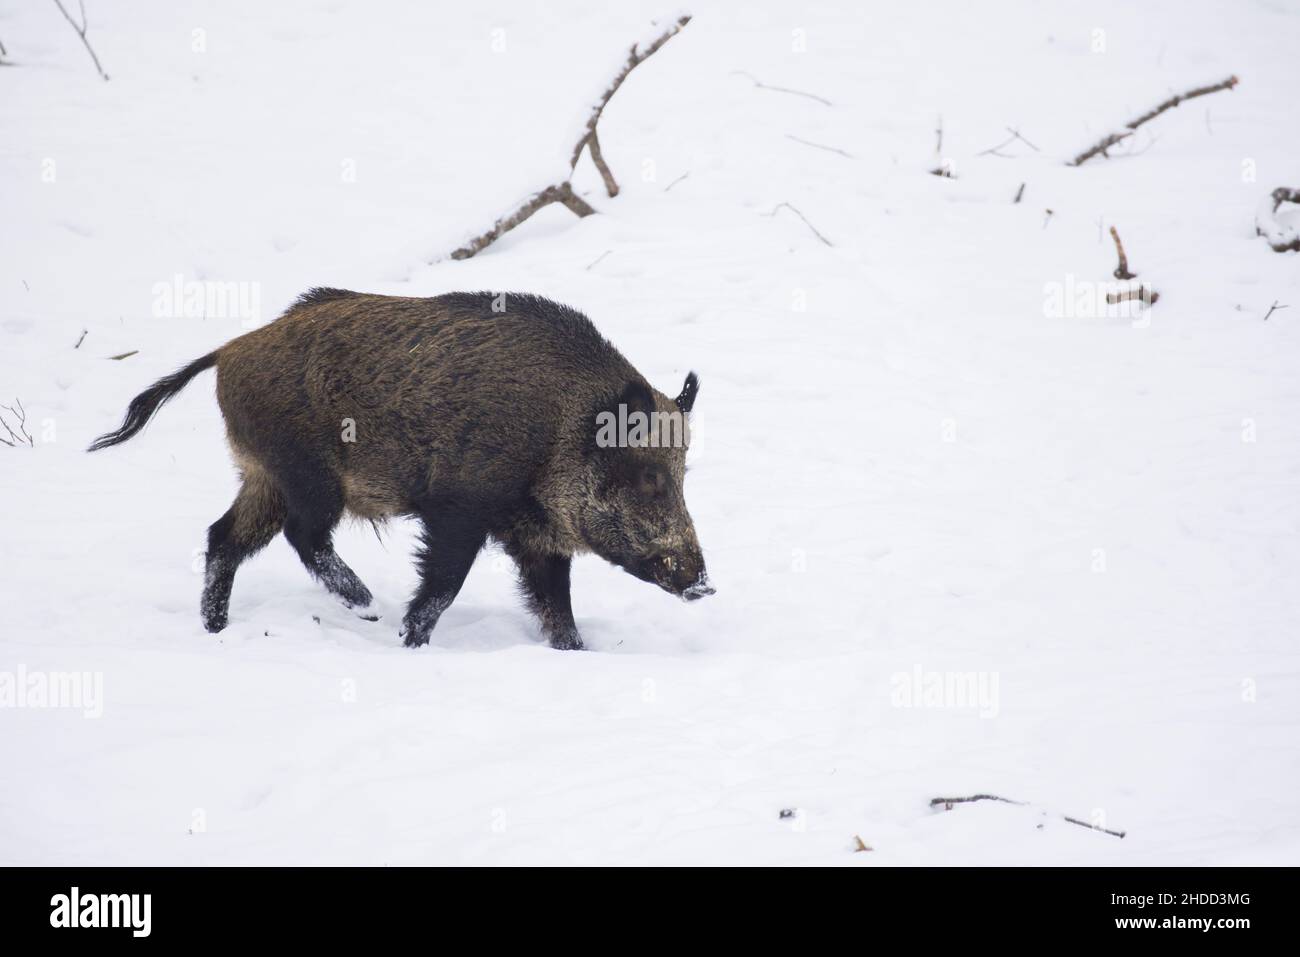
[0, 397, 34, 447]
[448, 16, 690, 260]
[731, 70, 832, 107]
[1070, 75, 1238, 166]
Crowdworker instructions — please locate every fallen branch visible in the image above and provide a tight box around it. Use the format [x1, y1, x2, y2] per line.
[731, 70, 832, 106]
[52, 0, 110, 81]
[930, 794, 1126, 839]
[571, 15, 690, 196]
[1069, 75, 1238, 166]
[1109, 225, 1136, 280]
[1255, 187, 1300, 253]
[1263, 300, 1287, 321]
[763, 202, 832, 247]
[449, 16, 690, 260]
[0, 398, 34, 448]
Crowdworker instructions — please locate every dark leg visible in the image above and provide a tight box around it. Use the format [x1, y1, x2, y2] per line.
[202, 471, 286, 632]
[506, 543, 583, 651]
[279, 470, 373, 611]
[402, 505, 486, 648]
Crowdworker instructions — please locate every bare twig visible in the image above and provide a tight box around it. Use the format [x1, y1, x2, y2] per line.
[571, 15, 691, 194]
[73, 328, 88, 349]
[1109, 225, 1136, 280]
[0, 398, 34, 447]
[851, 835, 872, 853]
[784, 134, 853, 158]
[51, 0, 110, 81]
[1263, 300, 1288, 321]
[731, 70, 832, 107]
[763, 202, 832, 247]
[1070, 75, 1237, 166]
[1255, 187, 1300, 253]
[663, 171, 690, 192]
[107, 349, 139, 360]
[448, 16, 690, 260]
[1013, 182, 1025, 204]
[585, 249, 613, 271]
[930, 794, 1126, 839]
[978, 126, 1040, 157]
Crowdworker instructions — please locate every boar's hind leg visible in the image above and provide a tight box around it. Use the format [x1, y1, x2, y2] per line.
[202, 473, 286, 632]
[505, 542, 584, 651]
[401, 505, 486, 648]
[279, 468, 374, 612]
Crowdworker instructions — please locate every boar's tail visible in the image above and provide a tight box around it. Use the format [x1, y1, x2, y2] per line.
[87, 351, 218, 451]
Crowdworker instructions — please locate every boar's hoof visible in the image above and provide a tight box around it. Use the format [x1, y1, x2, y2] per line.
[549, 630, 585, 651]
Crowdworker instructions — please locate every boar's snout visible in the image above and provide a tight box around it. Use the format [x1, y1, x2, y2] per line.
[639, 546, 714, 601]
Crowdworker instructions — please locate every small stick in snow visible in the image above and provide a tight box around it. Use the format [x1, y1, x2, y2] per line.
[74, 328, 88, 349]
[585, 249, 613, 271]
[784, 134, 853, 158]
[1069, 75, 1238, 166]
[449, 16, 690, 260]
[763, 202, 833, 247]
[978, 126, 1040, 157]
[731, 70, 832, 107]
[1109, 225, 1136, 280]
[852, 835, 872, 852]
[108, 349, 139, 360]
[0, 398, 34, 447]
[1263, 300, 1288, 321]
[1013, 182, 1025, 204]
[663, 171, 690, 192]
[1255, 187, 1300, 253]
[1106, 286, 1159, 306]
[51, 0, 110, 81]
[930, 794, 1126, 839]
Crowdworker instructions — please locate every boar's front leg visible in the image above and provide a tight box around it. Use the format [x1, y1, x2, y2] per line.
[506, 542, 584, 651]
[402, 504, 487, 648]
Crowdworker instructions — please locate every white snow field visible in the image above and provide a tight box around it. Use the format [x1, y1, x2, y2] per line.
[2, 0, 1298, 865]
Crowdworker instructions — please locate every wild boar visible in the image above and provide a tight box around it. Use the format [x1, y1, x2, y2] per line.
[89, 290, 713, 649]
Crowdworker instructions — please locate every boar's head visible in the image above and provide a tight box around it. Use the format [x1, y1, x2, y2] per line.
[580, 372, 714, 601]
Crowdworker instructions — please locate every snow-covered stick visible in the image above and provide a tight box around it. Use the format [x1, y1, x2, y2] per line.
[1255, 187, 1300, 253]
[51, 0, 110, 81]
[448, 15, 691, 261]
[1069, 75, 1238, 166]
[930, 794, 1127, 838]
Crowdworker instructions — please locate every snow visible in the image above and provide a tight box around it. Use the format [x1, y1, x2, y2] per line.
[2, 0, 1299, 865]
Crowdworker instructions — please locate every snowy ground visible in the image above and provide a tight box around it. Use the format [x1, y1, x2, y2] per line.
[2, 1, 1298, 865]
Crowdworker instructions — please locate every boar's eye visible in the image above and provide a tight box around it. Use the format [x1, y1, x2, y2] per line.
[638, 466, 668, 498]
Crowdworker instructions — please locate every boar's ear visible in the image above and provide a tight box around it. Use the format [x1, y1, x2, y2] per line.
[675, 372, 699, 416]
[618, 379, 657, 418]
